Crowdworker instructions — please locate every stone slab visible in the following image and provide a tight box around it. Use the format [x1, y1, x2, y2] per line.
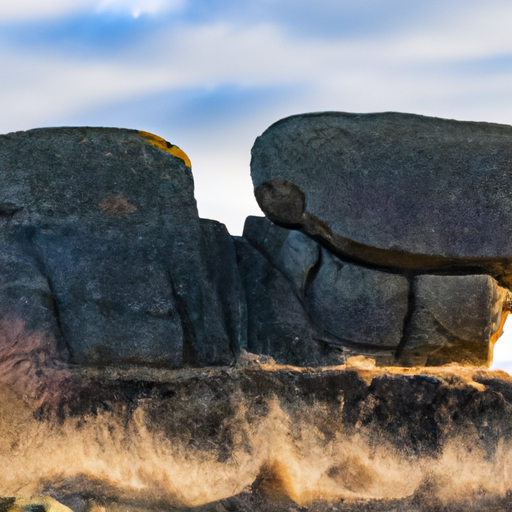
[242, 216, 320, 298]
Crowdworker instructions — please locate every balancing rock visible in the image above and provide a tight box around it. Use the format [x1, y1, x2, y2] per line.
[250, 112, 512, 365]
[251, 112, 512, 286]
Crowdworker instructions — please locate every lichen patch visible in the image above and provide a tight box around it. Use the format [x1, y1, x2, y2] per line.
[139, 130, 191, 169]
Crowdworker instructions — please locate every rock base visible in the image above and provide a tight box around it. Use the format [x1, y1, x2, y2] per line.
[2, 357, 512, 512]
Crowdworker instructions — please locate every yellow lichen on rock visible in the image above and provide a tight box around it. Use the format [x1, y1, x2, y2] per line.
[138, 131, 191, 169]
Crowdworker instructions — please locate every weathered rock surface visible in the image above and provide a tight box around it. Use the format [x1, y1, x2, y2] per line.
[234, 236, 337, 366]
[0, 248, 67, 358]
[0, 128, 241, 367]
[199, 219, 248, 362]
[242, 215, 320, 298]
[305, 247, 409, 349]
[251, 112, 512, 284]
[401, 274, 511, 366]
[243, 216, 409, 353]
[0, 119, 509, 370]
[2, 361, 512, 511]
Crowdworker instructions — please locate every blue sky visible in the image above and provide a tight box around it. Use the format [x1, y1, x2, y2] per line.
[3, 0, 512, 370]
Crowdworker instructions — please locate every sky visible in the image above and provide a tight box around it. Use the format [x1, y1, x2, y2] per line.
[3, 0, 512, 371]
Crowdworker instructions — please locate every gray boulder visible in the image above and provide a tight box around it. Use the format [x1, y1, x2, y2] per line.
[305, 248, 409, 351]
[0, 127, 242, 367]
[242, 215, 320, 297]
[234, 236, 342, 366]
[251, 112, 512, 286]
[401, 274, 511, 366]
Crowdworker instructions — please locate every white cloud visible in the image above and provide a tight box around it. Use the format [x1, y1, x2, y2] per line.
[0, 51, 174, 133]
[0, 0, 95, 22]
[0, 0, 183, 22]
[96, 0, 185, 18]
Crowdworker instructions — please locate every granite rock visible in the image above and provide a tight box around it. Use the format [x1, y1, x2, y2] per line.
[242, 216, 409, 358]
[305, 247, 409, 350]
[0, 247, 66, 358]
[251, 112, 512, 284]
[199, 218, 248, 362]
[0, 127, 239, 367]
[242, 216, 320, 297]
[234, 236, 339, 366]
[401, 274, 511, 366]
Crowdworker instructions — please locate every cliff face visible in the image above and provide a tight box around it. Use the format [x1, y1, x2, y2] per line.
[2, 358, 512, 512]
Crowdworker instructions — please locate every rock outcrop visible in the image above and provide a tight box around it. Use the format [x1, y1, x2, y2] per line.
[1, 114, 512, 368]
[234, 235, 334, 367]
[0, 128, 244, 367]
[403, 274, 510, 365]
[250, 112, 512, 365]
[305, 248, 409, 350]
[2, 114, 512, 512]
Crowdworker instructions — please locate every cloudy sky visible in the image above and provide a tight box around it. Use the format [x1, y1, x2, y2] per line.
[3, 0, 512, 371]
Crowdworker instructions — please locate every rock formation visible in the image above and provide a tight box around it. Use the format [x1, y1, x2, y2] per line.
[0, 128, 244, 368]
[2, 113, 512, 511]
[1, 115, 511, 368]
[251, 112, 512, 365]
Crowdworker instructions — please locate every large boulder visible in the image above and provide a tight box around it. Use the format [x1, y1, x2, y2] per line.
[251, 112, 512, 285]
[0, 127, 244, 367]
